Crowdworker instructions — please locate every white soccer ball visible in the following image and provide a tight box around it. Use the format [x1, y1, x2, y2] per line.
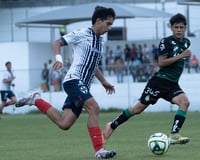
[147, 132, 170, 155]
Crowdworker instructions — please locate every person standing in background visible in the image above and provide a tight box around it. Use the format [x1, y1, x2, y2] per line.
[41, 62, 49, 92]
[0, 61, 17, 114]
[114, 57, 125, 83]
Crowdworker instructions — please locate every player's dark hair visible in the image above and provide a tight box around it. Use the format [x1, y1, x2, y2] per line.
[92, 6, 116, 25]
[170, 13, 187, 26]
[5, 61, 11, 66]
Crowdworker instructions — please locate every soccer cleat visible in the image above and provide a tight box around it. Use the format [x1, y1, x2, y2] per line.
[15, 92, 41, 107]
[95, 148, 116, 159]
[169, 133, 190, 145]
[103, 122, 114, 142]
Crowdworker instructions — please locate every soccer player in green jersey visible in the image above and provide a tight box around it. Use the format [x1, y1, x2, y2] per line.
[104, 13, 191, 145]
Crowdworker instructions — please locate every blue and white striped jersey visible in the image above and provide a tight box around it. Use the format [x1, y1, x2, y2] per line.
[62, 28, 104, 88]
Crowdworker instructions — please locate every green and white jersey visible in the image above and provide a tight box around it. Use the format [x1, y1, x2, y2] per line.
[154, 35, 190, 82]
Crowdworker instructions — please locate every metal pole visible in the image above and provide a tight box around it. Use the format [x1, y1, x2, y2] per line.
[161, 0, 166, 37]
[155, 2, 159, 40]
[25, 8, 29, 41]
[186, 5, 190, 36]
[10, 8, 14, 41]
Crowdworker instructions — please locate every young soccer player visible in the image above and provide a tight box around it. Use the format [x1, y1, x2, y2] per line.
[16, 6, 116, 159]
[0, 61, 17, 114]
[103, 13, 191, 145]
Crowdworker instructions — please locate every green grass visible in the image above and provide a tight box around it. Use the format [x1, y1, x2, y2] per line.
[0, 111, 199, 160]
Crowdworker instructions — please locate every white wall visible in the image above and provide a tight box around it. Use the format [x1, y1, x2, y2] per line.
[190, 37, 200, 57]
[0, 42, 29, 92]
[2, 73, 200, 114]
[0, 42, 53, 92]
[28, 42, 54, 89]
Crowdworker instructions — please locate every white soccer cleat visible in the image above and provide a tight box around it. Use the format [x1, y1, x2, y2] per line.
[15, 92, 41, 107]
[95, 148, 116, 159]
[169, 133, 190, 145]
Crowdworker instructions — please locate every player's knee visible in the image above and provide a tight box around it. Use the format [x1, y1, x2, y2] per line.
[183, 100, 190, 109]
[57, 121, 73, 130]
[179, 99, 190, 110]
[131, 103, 147, 115]
[12, 99, 17, 104]
[59, 124, 71, 130]
[130, 107, 143, 115]
[85, 104, 100, 115]
[91, 106, 100, 115]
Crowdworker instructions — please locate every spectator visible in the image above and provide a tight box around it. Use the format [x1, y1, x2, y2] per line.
[51, 70, 62, 91]
[189, 55, 199, 72]
[47, 59, 53, 90]
[113, 45, 123, 62]
[106, 50, 115, 75]
[151, 44, 159, 64]
[184, 57, 190, 73]
[130, 58, 141, 82]
[124, 57, 132, 75]
[137, 44, 143, 63]
[142, 43, 152, 63]
[41, 63, 49, 92]
[130, 43, 138, 61]
[114, 57, 125, 83]
[124, 43, 131, 62]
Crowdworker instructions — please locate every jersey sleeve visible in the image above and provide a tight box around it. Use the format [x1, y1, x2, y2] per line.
[62, 28, 85, 45]
[158, 38, 171, 57]
[2, 72, 9, 80]
[184, 38, 191, 49]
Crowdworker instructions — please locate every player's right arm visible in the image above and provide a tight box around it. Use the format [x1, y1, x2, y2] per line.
[2, 73, 15, 84]
[158, 38, 191, 67]
[158, 49, 191, 67]
[51, 39, 65, 70]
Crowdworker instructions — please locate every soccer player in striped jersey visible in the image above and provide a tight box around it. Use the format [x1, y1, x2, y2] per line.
[103, 13, 191, 145]
[16, 6, 116, 159]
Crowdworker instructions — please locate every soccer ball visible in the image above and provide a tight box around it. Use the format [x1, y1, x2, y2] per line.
[147, 132, 170, 155]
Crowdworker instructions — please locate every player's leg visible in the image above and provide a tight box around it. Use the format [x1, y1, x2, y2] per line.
[83, 97, 116, 159]
[0, 91, 7, 113]
[103, 102, 148, 140]
[0, 91, 16, 113]
[6, 95, 17, 106]
[170, 93, 190, 144]
[16, 92, 78, 129]
[46, 107, 77, 130]
[103, 77, 160, 142]
[0, 101, 6, 114]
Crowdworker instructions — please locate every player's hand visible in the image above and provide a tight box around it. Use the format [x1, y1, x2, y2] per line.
[12, 76, 16, 80]
[102, 81, 115, 95]
[182, 49, 192, 58]
[52, 61, 64, 70]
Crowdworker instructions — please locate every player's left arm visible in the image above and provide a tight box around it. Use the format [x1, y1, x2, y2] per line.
[95, 68, 115, 94]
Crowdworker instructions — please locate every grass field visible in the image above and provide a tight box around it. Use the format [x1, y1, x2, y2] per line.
[0, 111, 199, 160]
